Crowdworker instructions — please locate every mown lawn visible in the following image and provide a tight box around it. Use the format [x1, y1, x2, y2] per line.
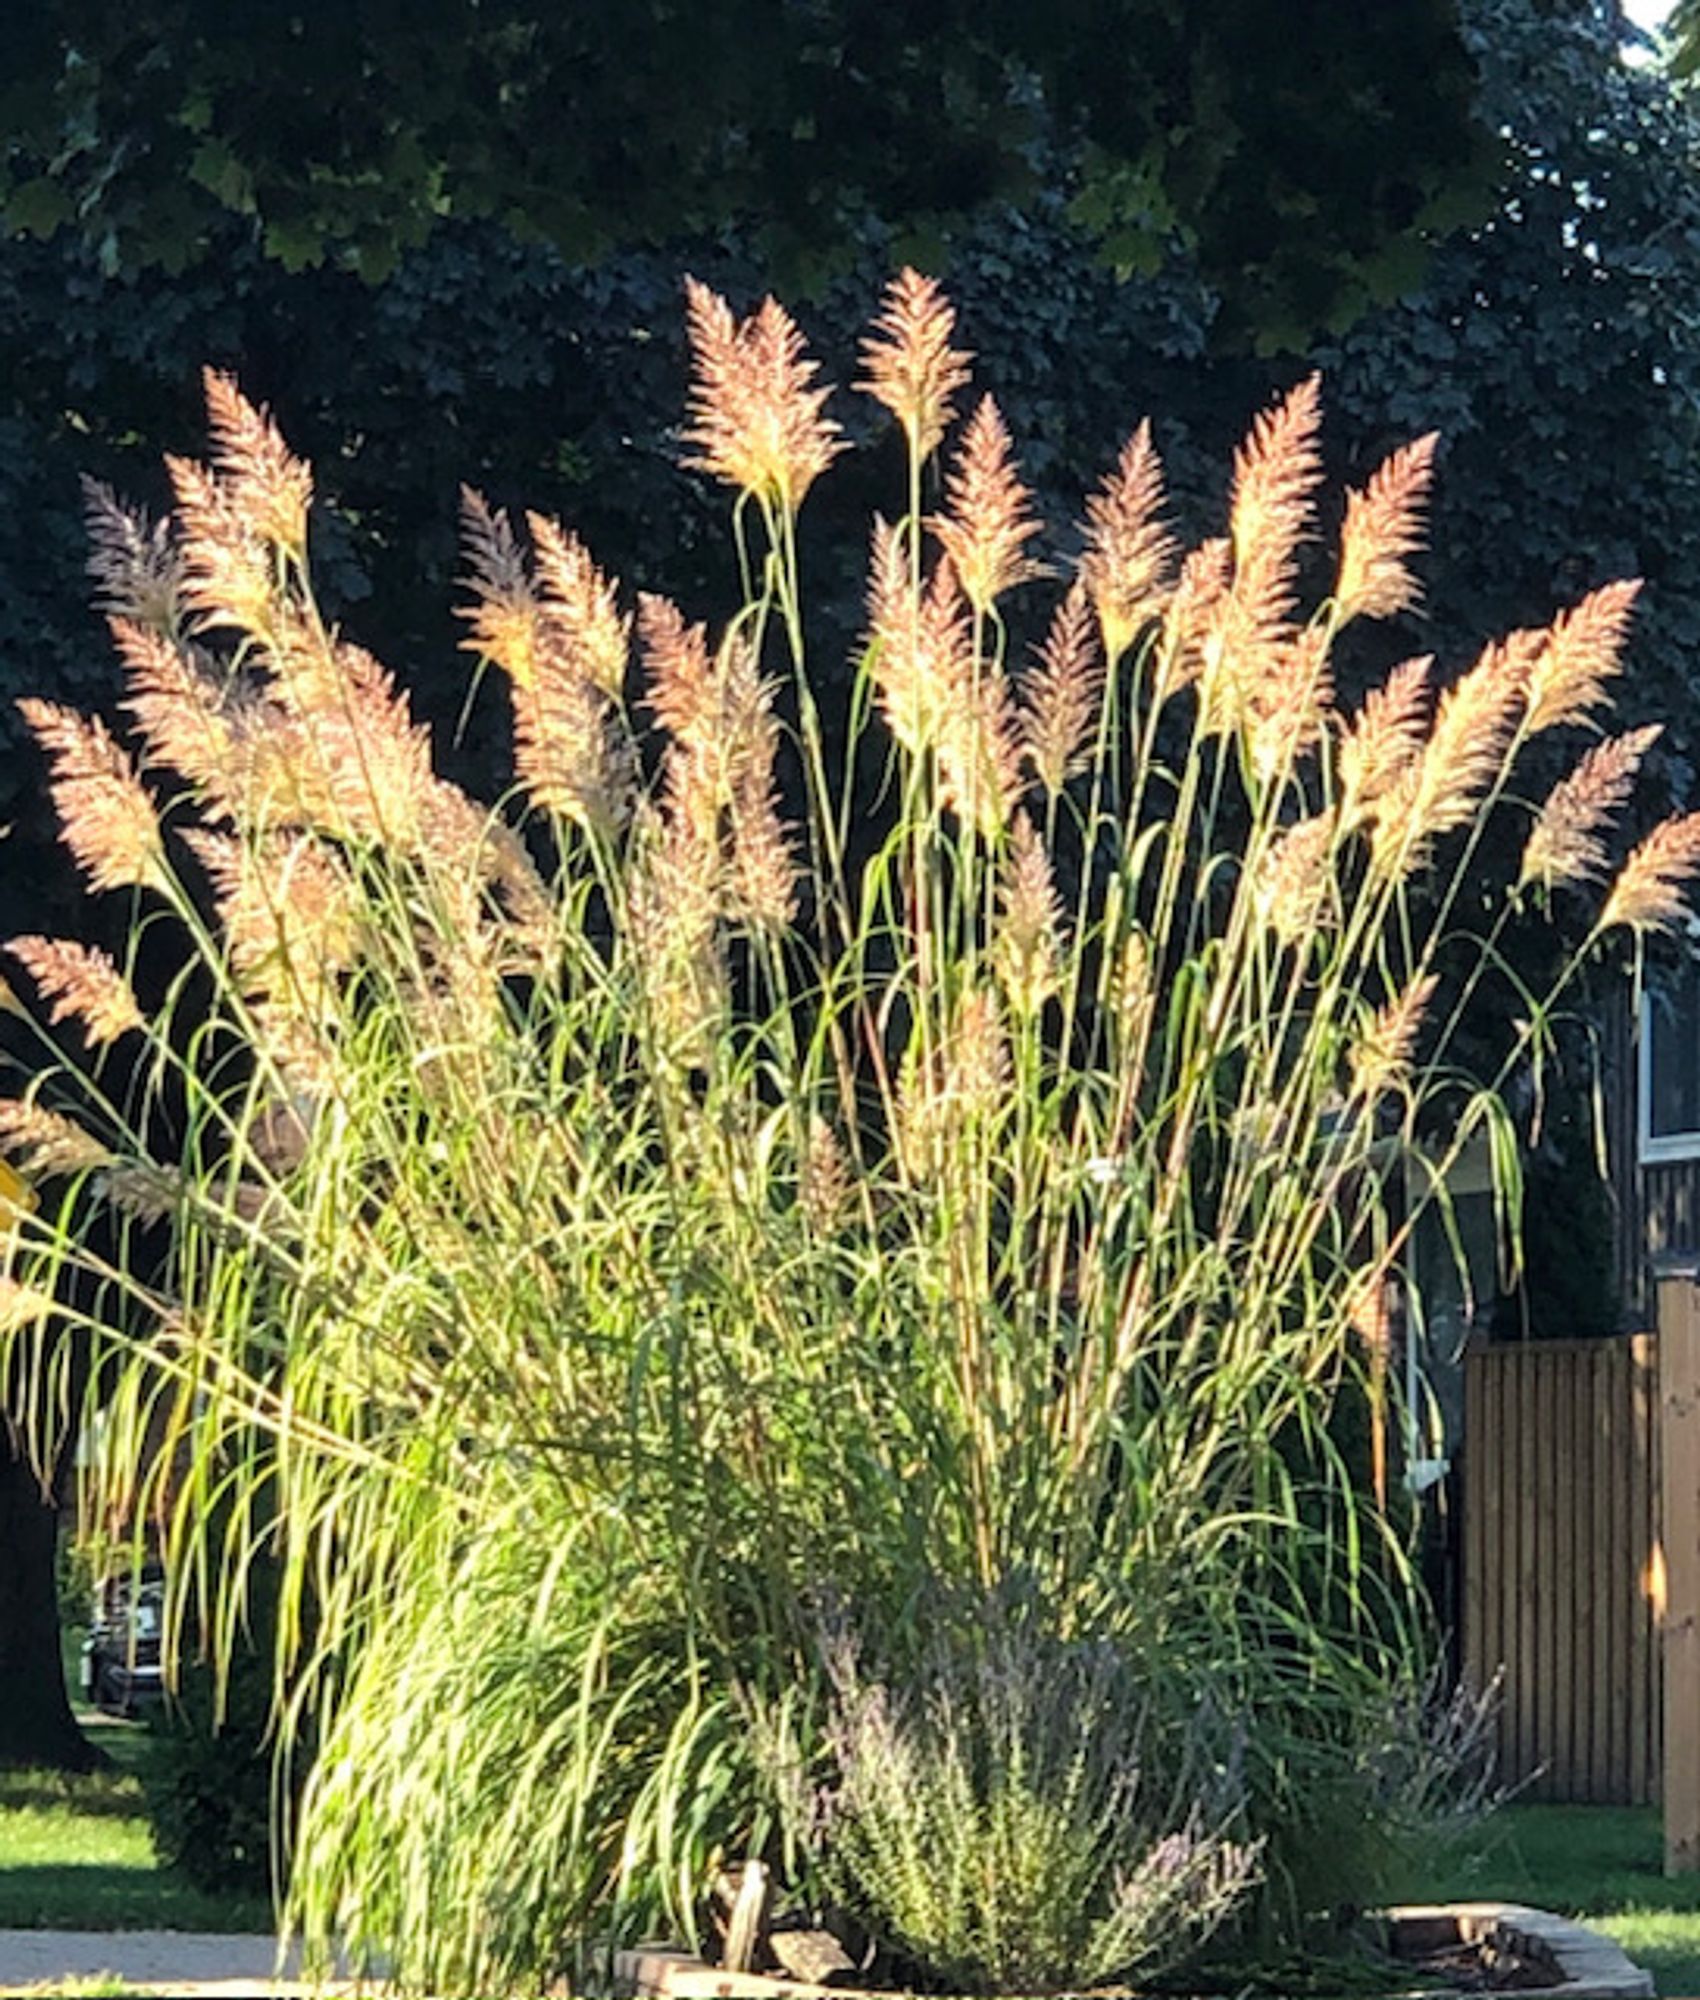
[0, 1712, 271, 1934]
[1398, 1802, 1700, 1996]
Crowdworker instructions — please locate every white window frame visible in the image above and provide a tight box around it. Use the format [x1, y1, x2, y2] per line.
[1640, 983, 1700, 1163]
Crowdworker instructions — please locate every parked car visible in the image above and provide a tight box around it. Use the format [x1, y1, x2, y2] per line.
[80, 1564, 165, 1716]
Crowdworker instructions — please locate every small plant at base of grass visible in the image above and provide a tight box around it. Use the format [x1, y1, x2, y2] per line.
[773, 1620, 1258, 1996]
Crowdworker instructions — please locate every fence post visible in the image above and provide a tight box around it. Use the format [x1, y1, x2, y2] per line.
[1659, 1261, 1700, 1873]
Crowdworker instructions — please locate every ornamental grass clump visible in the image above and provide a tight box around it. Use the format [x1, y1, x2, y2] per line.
[1, 271, 1690, 1995]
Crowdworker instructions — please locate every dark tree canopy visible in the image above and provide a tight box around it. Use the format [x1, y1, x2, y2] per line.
[0, 0, 1494, 342]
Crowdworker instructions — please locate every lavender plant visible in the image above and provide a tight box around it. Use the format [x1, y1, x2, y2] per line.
[0, 272, 1689, 1994]
[778, 1625, 1258, 1994]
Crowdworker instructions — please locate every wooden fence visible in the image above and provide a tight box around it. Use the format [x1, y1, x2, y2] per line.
[1462, 1334, 1661, 1804]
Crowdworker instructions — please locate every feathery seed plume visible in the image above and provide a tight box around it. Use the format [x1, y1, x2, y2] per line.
[682, 278, 845, 510]
[20, 700, 164, 894]
[289, 655, 433, 850]
[1333, 434, 1438, 626]
[857, 268, 973, 462]
[867, 528, 1018, 829]
[1079, 421, 1177, 661]
[7, 937, 144, 1046]
[1350, 974, 1440, 1100]
[800, 1116, 852, 1233]
[82, 481, 184, 636]
[727, 693, 798, 933]
[1600, 811, 1700, 934]
[936, 650, 1023, 839]
[1249, 626, 1335, 784]
[1113, 930, 1155, 1052]
[895, 988, 1009, 1176]
[516, 670, 632, 838]
[1228, 374, 1324, 647]
[97, 1161, 184, 1226]
[0, 1099, 113, 1178]
[459, 501, 632, 832]
[526, 512, 630, 699]
[413, 785, 557, 967]
[202, 370, 313, 557]
[111, 618, 235, 799]
[1521, 725, 1662, 893]
[1256, 814, 1337, 943]
[950, 987, 1011, 1119]
[865, 516, 944, 762]
[1156, 538, 1233, 690]
[1337, 657, 1433, 829]
[457, 490, 541, 688]
[1525, 579, 1643, 736]
[1021, 583, 1104, 794]
[186, 830, 356, 1006]
[930, 396, 1046, 614]
[640, 594, 717, 746]
[167, 452, 277, 639]
[1370, 633, 1535, 879]
[626, 814, 724, 1065]
[995, 813, 1062, 1015]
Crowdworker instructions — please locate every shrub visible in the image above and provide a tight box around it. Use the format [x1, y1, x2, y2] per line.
[0, 273, 1686, 1994]
[143, 1644, 276, 1895]
[140, 1565, 305, 1897]
[769, 1619, 1258, 1995]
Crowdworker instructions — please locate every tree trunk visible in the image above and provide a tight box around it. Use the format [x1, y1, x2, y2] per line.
[0, 1427, 101, 1771]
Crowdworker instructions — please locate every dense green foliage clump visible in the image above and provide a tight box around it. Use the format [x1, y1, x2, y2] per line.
[1, 258, 1686, 1992]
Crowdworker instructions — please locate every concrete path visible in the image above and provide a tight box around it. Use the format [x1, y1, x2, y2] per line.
[0, 1929, 341, 1995]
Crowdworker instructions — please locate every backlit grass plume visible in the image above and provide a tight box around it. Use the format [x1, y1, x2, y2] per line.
[0, 272, 1685, 1996]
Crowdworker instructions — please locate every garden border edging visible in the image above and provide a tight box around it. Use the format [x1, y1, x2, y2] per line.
[1385, 1902, 1654, 1999]
[612, 1901, 1655, 1999]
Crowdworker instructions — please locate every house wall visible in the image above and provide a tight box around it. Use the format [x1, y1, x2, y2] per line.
[1599, 982, 1699, 1330]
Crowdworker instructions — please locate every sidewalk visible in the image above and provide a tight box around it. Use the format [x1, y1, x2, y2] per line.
[0, 1929, 337, 1996]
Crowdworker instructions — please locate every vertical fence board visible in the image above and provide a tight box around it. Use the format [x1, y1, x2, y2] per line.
[1568, 1344, 1584, 1800]
[1624, 1336, 1648, 1808]
[1591, 1341, 1614, 1799]
[1553, 1345, 1576, 1798]
[1464, 1346, 1486, 1710]
[1661, 1277, 1700, 1869]
[1463, 1334, 1661, 1804]
[1616, 1340, 1636, 1798]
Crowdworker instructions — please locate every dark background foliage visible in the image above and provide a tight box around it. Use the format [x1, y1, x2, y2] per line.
[3, 0, 1698, 1771]
[0, 0, 1491, 340]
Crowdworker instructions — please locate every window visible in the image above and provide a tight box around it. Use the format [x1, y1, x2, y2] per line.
[1640, 955, 1700, 1161]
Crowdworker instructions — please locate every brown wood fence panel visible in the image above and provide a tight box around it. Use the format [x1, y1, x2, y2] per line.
[1462, 1334, 1661, 1803]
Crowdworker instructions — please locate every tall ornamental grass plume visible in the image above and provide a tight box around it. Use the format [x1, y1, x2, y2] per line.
[0, 272, 1688, 1994]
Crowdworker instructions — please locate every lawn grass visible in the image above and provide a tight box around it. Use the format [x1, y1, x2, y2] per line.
[0, 1696, 272, 1934]
[1398, 1802, 1700, 1995]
